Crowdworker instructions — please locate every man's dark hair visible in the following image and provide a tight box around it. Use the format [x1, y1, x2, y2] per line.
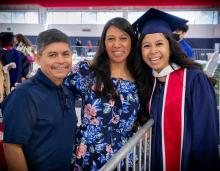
[36, 29, 71, 55]
[175, 24, 189, 33]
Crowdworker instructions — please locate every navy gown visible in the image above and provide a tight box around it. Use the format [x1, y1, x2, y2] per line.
[150, 68, 220, 171]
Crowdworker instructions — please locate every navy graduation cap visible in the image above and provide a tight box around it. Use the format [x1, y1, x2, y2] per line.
[132, 8, 188, 36]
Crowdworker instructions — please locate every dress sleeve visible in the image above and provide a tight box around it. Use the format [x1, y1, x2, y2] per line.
[64, 61, 92, 97]
[190, 72, 220, 170]
[2, 89, 37, 145]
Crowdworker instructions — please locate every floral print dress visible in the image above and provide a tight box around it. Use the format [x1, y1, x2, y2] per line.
[65, 61, 140, 171]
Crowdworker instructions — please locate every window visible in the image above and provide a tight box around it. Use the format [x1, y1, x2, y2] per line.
[66, 12, 82, 24]
[0, 12, 11, 23]
[82, 12, 96, 24]
[128, 12, 145, 23]
[12, 12, 25, 23]
[47, 12, 67, 24]
[167, 11, 218, 24]
[0, 11, 38, 24]
[25, 12, 38, 24]
[127, 10, 218, 25]
[47, 12, 82, 24]
[97, 12, 123, 24]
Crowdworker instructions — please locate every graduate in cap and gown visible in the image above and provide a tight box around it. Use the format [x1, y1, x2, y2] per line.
[0, 32, 30, 88]
[133, 8, 220, 171]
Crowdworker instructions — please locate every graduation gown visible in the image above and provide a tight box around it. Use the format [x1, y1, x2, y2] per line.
[0, 48, 30, 87]
[179, 40, 193, 60]
[150, 68, 220, 171]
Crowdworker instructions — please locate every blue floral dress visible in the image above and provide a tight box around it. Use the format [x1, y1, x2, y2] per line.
[65, 61, 140, 171]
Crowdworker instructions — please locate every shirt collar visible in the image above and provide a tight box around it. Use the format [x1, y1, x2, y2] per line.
[35, 69, 61, 89]
[152, 63, 180, 78]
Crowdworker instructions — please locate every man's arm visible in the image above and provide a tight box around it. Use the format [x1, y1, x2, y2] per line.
[3, 143, 28, 171]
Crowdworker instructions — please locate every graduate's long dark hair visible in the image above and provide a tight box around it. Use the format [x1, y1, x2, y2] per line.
[90, 17, 137, 98]
[133, 33, 202, 127]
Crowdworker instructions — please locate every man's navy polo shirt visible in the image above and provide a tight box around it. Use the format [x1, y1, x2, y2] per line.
[2, 69, 77, 171]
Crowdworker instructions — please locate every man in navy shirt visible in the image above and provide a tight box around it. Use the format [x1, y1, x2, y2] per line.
[2, 29, 77, 171]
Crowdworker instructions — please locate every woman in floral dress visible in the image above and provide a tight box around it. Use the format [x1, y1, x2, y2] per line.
[65, 17, 147, 170]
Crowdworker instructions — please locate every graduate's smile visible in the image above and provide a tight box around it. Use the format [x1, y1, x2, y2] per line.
[149, 56, 161, 64]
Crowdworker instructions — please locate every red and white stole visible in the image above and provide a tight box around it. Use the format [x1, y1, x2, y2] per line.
[2, 45, 13, 50]
[149, 65, 187, 171]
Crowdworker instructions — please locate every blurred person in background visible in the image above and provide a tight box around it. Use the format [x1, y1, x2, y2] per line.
[75, 37, 83, 57]
[173, 24, 194, 60]
[14, 34, 36, 77]
[14, 33, 35, 63]
[86, 40, 93, 52]
[0, 32, 30, 89]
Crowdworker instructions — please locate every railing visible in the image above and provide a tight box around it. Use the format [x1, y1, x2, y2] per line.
[193, 48, 215, 61]
[34, 46, 213, 61]
[100, 119, 154, 171]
